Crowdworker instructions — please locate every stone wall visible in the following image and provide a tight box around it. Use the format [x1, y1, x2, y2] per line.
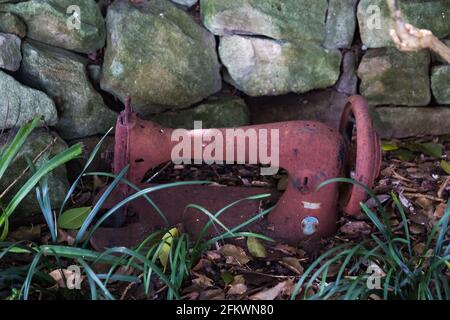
[0, 0, 449, 213]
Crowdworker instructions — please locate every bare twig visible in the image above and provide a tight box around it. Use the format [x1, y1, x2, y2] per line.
[392, 170, 412, 183]
[402, 193, 445, 203]
[438, 176, 450, 199]
[387, 0, 450, 64]
[120, 273, 144, 300]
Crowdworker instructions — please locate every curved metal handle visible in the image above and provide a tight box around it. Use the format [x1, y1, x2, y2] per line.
[339, 95, 382, 216]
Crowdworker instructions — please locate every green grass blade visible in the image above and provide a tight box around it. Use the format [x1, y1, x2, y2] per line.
[75, 165, 129, 244]
[391, 192, 412, 257]
[434, 199, 450, 256]
[58, 127, 113, 217]
[86, 274, 98, 300]
[317, 177, 383, 211]
[39, 245, 121, 265]
[0, 241, 37, 258]
[383, 268, 394, 300]
[0, 118, 39, 182]
[185, 203, 234, 237]
[20, 250, 43, 300]
[27, 157, 57, 242]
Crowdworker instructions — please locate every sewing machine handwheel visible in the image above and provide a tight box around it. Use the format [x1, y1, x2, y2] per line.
[339, 95, 381, 216]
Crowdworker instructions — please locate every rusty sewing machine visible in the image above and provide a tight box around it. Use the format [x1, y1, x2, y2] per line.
[91, 95, 381, 250]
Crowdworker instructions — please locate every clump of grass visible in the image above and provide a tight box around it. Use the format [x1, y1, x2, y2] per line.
[127, 194, 275, 300]
[291, 178, 450, 300]
[0, 118, 82, 240]
[0, 193, 273, 300]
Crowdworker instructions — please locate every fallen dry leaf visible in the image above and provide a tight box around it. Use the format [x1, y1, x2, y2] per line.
[272, 244, 299, 256]
[159, 227, 179, 271]
[247, 237, 267, 258]
[279, 257, 304, 275]
[340, 221, 372, 237]
[191, 272, 214, 289]
[192, 258, 211, 272]
[231, 275, 246, 285]
[413, 243, 426, 255]
[220, 244, 250, 265]
[409, 224, 426, 235]
[365, 194, 390, 210]
[438, 176, 450, 198]
[250, 279, 294, 300]
[180, 291, 200, 300]
[434, 202, 447, 219]
[415, 197, 433, 211]
[227, 283, 247, 296]
[49, 268, 84, 289]
[57, 228, 76, 245]
[205, 250, 221, 261]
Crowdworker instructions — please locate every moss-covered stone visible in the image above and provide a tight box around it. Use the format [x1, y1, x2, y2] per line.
[375, 107, 450, 138]
[324, 0, 358, 49]
[358, 48, 430, 106]
[0, 0, 105, 53]
[0, 12, 26, 38]
[219, 35, 341, 96]
[431, 65, 450, 105]
[100, 0, 221, 115]
[200, 0, 328, 43]
[151, 96, 250, 129]
[19, 40, 116, 139]
[358, 0, 450, 48]
[0, 70, 58, 129]
[0, 32, 21, 71]
[0, 130, 69, 217]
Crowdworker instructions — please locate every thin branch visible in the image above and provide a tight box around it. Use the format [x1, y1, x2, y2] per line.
[387, 0, 450, 64]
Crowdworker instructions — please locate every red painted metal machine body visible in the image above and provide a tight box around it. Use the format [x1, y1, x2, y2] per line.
[92, 96, 381, 249]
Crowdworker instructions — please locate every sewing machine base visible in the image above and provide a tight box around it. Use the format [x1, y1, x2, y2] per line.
[90, 184, 282, 250]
